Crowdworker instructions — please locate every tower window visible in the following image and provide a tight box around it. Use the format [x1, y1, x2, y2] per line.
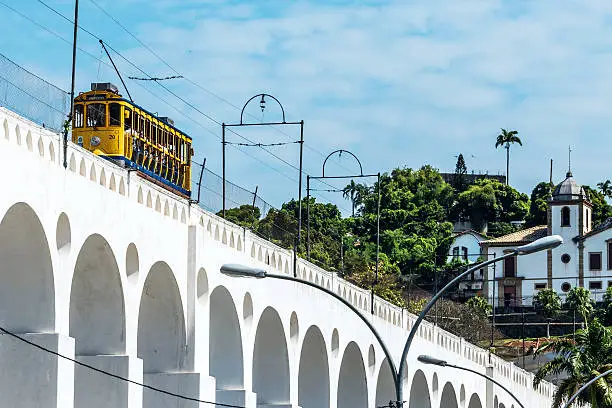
[561, 206, 570, 227]
[461, 247, 468, 261]
[504, 256, 516, 277]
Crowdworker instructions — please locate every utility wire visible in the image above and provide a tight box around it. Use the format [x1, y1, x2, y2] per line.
[226, 141, 301, 147]
[85, 0, 359, 176]
[0, 325, 245, 408]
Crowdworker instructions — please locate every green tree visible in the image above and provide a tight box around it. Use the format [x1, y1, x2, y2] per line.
[533, 288, 562, 337]
[466, 295, 492, 318]
[452, 153, 468, 192]
[598, 180, 612, 199]
[218, 205, 260, 228]
[584, 185, 612, 227]
[533, 319, 612, 408]
[565, 287, 595, 324]
[495, 128, 522, 186]
[526, 182, 554, 226]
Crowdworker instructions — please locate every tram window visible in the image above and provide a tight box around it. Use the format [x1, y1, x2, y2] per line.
[124, 108, 132, 131]
[109, 103, 121, 127]
[87, 103, 106, 127]
[74, 104, 84, 128]
[145, 119, 151, 142]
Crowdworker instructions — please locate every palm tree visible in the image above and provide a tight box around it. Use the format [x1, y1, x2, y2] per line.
[495, 128, 522, 185]
[342, 180, 358, 217]
[533, 319, 612, 408]
[533, 288, 562, 338]
[598, 180, 612, 199]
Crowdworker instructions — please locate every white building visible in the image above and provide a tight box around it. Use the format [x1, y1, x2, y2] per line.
[448, 230, 487, 264]
[480, 171, 612, 307]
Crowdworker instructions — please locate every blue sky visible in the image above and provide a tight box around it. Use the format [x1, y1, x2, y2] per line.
[1, 0, 611, 212]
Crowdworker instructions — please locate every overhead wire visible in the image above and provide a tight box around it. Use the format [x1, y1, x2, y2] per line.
[85, 0, 360, 176]
[0, 325, 245, 408]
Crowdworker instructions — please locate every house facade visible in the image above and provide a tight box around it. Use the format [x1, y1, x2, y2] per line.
[479, 171, 612, 308]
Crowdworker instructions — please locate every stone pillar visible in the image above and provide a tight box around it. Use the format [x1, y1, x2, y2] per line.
[0, 332, 75, 408]
[74, 355, 142, 408]
[216, 389, 257, 408]
[144, 372, 216, 408]
[485, 364, 494, 408]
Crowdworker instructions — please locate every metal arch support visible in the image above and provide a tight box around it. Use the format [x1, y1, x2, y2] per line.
[322, 149, 363, 177]
[240, 93, 286, 125]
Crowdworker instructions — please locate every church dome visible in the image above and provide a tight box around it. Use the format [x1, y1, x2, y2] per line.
[552, 171, 586, 201]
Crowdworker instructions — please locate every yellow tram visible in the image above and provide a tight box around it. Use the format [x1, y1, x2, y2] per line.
[72, 82, 193, 198]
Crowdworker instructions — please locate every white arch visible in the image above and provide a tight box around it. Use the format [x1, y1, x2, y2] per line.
[337, 342, 367, 408]
[409, 369, 431, 407]
[468, 393, 483, 408]
[79, 158, 86, 177]
[440, 382, 459, 408]
[137, 261, 186, 373]
[210, 286, 244, 390]
[0, 202, 55, 332]
[375, 358, 395, 407]
[298, 325, 330, 408]
[69, 234, 125, 355]
[253, 307, 290, 405]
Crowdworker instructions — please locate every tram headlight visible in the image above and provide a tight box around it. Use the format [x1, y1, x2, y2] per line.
[90, 136, 101, 147]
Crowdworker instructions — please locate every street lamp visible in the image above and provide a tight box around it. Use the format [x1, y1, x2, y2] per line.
[395, 234, 562, 406]
[222, 234, 563, 407]
[562, 367, 612, 408]
[417, 355, 525, 408]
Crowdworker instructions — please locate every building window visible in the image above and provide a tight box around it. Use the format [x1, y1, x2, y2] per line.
[461, 247, 468, 261]
[452, 247, 459, 259]
[561, 254, 571, 264]
[561, 206, 570, 227]
[534, 283, 546, 290]
[504, 255, 516, 278]
[589, 252, 602, 271]
[608, 281, 612, 288]
[561, 282, 571, 292]
[589, 281, 603, 290]
[608, 241, 612, 270]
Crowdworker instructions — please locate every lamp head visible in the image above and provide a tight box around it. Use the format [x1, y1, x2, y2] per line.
[513, 235, 563, 255]
[417, 355, 448, 367]
[220, 264, 267, 278]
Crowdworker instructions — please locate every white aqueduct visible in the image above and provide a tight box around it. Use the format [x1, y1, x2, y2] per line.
[0, 105, 556, 408]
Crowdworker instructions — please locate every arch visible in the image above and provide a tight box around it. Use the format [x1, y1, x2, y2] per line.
[251, 243, 256, 258]
[337, 342, 367, 408]
[197, 268, 208, 305]
[230, 232, 235, 248]
[253, 307, 290, 405]
[222, 228, 228, 244]
[290, 312, 299, 345]
[409, 370, 431, 408]
[440, 382, 459, 408]
[89, 163, 96, 182]
[137, 187, 144, 204]
[375, 358, 396, 407]
[49, 141, 55, 161]
[15, 124, 21, 145]
[26, 130, 32, 151]
[298, 326, 330, 408]
[146, 191, 152, 208]
[561, 206, 570, 227]
[99, 168, 106, 187]
[109, 174, 116, 191]
[257, 246, 263, 261]
[206, 220, 212, 234]
[243, 292, 253, 328]
[119, 178, 126, 195]
[214, 225, 220, 241]
[56, 212, 71, 253]
[210, 286, 244, 389]
[265, 250, 270, 265]
[37, 137, 44, 156]
[79, 158, 86, 177]
[70, 234, 126, 354]
[161, 195, 170, 217]
[3, 118, 8, 139]
[0, 203, 55, 332]
[468, 393, 483, 408]
[172, 204, 178, 220]
[137, 261, 186, 373]
[126, 243, 139, 284]
[237, 235, 243, 251]
[331, 329, 340, 358]
[180, 208, 186, 223]
[69, 153, 76, 172]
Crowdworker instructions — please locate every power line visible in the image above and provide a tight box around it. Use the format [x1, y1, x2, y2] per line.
[0, 325, 245, 408]
[85, 0, 359, 176]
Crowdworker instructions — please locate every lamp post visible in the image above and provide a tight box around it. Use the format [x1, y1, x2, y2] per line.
[562, 367, 612, 408]
[221, 234, 563, 407]
[417, 355, 525, 408]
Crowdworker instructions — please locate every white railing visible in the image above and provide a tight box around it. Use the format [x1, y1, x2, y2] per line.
[0, 105, 555, 400]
